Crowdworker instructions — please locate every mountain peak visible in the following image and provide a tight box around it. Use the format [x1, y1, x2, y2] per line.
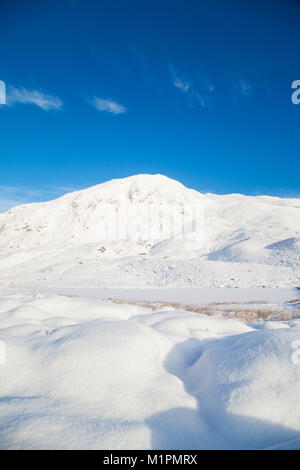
[66, 173, 198, 207]
[87, 173, 187, 193]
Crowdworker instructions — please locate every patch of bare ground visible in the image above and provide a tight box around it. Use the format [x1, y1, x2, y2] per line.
[107, 298, 300, 322]
[58, 293, 80, 298]
[285, 299, 300, 305]
[207, 300, 270, 306]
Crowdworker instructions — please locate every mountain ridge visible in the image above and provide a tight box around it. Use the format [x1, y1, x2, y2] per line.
[0, 174, 299, 288]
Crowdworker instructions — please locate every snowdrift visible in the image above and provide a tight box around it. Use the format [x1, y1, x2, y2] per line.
[0, 290, 300, 449]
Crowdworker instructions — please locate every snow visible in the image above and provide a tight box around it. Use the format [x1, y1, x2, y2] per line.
[0, 174, 299, 289]
[1, 289, 300, 449]
[0, 175, 300, 449]
[40, 286, 300, 304]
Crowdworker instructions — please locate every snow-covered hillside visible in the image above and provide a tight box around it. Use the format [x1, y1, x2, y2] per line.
[0, 174, 299, 288]
[1, 176, 300, 449]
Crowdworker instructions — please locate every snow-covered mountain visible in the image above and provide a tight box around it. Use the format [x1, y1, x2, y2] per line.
[1, 175, 300, 449]
[0, 174, 299, 288]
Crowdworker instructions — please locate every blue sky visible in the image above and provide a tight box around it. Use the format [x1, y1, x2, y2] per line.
[0, 0, 300, 211]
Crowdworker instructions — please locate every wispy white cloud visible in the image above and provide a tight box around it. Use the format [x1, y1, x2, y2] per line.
[92, 97, 127, 114]
[0, 198, 22, 213]
[170, 63, 215, 109]
[0, 80, 6, 105]
[6, 87, 63, 111]
[169, 63, 191, 93]
[195, 93, 206, 108]
[0, 186, 77, 213]
[173, 77, 190, 93]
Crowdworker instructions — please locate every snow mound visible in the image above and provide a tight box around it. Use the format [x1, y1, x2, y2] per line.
[183, 328, 300, 449]
[206, 236, 300, 267]
[1, 290, 300, 449]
